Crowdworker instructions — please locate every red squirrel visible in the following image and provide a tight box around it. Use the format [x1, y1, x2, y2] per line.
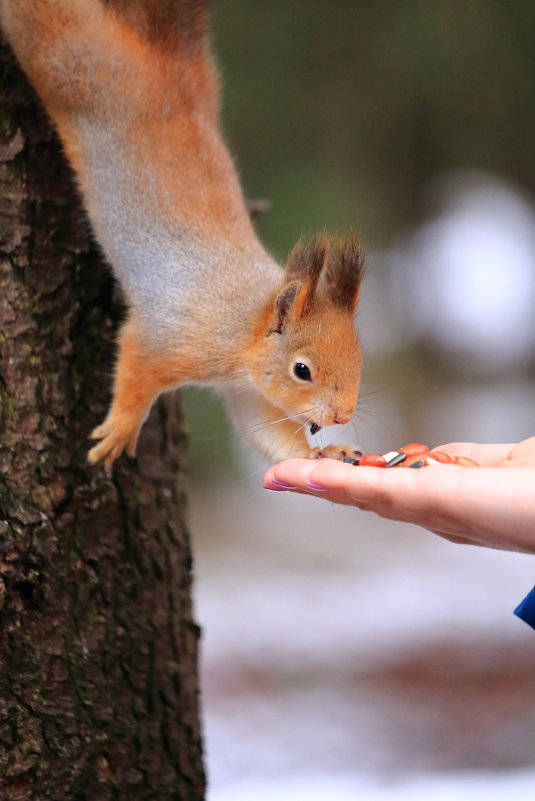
[1, 0, 366, 465]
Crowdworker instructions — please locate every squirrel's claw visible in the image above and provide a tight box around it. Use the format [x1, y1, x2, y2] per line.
[309, 445, 361, 461]
[88, 418, 140, 466]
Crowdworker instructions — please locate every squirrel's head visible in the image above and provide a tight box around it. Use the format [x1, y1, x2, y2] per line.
[248, 233, 366, 431]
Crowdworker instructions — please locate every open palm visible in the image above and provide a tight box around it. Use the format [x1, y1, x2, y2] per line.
[264, 437, 535, 553]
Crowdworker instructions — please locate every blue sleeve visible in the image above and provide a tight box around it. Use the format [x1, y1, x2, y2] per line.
[514, 586, 535, 630]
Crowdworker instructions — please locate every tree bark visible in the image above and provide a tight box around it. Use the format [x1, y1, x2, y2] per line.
[0, 41, 205, 801]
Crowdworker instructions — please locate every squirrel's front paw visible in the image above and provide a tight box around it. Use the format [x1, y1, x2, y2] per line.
[88, 417, 141, 466]
[309, 445, 361, 461]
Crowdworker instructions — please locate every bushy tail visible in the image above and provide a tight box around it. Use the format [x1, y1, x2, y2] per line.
[103, 0, 210, 48]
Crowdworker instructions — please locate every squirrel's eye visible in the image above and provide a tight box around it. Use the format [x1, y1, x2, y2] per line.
[293, 362, 312, 382]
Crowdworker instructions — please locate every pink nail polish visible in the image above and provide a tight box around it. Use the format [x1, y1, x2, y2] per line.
[272, 478, 297, 489]
[305, 480, 327, 491]
[263, 484, 288, 492]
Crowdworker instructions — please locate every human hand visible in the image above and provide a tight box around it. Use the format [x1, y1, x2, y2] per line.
[263, 437, 535, 553]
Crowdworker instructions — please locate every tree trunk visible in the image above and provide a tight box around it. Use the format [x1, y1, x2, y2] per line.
[0, 41, 205, 801]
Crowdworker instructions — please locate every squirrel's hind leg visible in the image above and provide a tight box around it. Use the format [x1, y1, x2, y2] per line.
[88, 320, 178, 467]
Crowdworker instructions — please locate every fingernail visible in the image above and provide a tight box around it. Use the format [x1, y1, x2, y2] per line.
[305, 480, 327, 491]
[272, 478, 297, 489]
[263, 484, 289, 492]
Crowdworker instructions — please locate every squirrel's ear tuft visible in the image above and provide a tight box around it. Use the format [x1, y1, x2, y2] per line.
[284, 235, 328, 314]
[286, 235, 328, 284]
[106, 0, 209, 48]
[324, 234, 366, 311]
[284, 233, 366, 314]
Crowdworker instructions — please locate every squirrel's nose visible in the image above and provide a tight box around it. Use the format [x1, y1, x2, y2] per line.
[334, 412, 353, 425]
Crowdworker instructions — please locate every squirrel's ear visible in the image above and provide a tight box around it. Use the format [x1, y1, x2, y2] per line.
[277, 233, 365, 324]
[323, 234, 366, 311]
[271, 281, 300, 334]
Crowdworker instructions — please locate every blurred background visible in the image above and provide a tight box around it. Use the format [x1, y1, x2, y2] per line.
[184, 2, 535, 799]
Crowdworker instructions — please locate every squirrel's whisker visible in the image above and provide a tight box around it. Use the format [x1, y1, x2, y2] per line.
[236, 407, 316, 438]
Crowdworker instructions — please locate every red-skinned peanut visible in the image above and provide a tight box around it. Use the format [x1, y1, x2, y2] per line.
[399, 443, 430, 455]
[359, 453, 387, 467]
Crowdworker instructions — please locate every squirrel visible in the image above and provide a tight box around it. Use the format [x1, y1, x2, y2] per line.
[1, 0, 366, 466]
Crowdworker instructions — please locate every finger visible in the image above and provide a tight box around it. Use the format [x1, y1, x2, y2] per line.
[264, 459, 358, 504]
[504, 436, 535, 467]
[264, 458, 324, 489]
[434, 442, 514, 466]
[427, 528, 476, 546]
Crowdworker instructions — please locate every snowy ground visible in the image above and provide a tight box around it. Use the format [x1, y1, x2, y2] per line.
[211, 770, 535, 801]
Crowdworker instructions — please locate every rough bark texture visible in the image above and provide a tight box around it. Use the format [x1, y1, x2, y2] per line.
[0, 42, 205, 800]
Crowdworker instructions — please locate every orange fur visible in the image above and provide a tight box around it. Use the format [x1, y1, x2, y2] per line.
[1, 0, 367, 466]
